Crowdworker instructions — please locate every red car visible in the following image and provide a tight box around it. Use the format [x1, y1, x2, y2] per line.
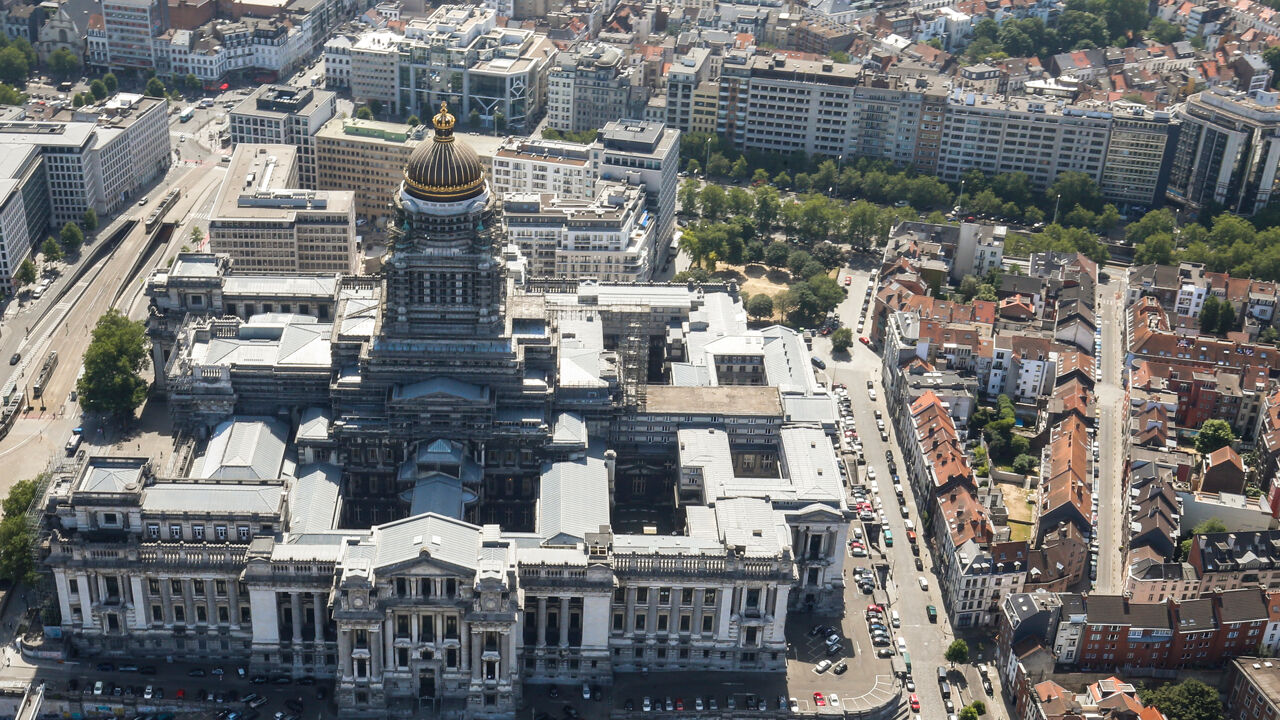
[176, 690, 185, 700]
[813, 693, 825, 707]
[910, 694, 920, 712]
[676, 698, 684, 711]
[843, 276, 852, 286]
[859, 336, 871, 345]
[867, 604, 883, 613]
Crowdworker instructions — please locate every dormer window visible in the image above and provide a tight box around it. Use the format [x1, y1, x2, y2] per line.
[147, 524, 160, 538]
[170, 525, 182, 540]
[237, 526, 251, 541]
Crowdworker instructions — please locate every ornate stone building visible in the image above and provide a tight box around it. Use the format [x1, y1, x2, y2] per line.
[45, 106, 849, 719]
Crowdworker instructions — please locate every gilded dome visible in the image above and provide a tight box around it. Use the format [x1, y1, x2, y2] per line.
[403, 103, 486, 203]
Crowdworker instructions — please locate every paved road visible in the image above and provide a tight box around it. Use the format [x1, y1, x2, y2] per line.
[805, 261, 1011, 720]
[1093, 271, 1130, 594]
[0, 153, 226, 491]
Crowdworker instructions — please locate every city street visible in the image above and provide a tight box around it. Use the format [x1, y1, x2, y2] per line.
[1092, 270, 1130, 594]
[0, 105, 229, 490]
[804, 261, 1004, 720]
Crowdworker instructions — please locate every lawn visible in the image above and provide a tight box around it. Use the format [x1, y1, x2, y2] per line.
[996, 479, 1036, 542]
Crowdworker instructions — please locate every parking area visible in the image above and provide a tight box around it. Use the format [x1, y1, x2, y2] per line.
[783, 610, 900, 716]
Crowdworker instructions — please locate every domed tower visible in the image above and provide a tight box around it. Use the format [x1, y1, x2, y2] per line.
[381, 103, 505, 338]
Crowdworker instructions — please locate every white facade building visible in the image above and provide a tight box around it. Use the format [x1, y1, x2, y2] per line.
[504, 183, 656, 282]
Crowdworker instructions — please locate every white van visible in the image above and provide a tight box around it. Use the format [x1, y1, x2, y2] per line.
[891, 610, 900, 628]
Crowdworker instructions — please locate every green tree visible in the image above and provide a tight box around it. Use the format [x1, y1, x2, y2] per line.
[970, 700, 987, 716]
[13, 259, 35, 286]
[1199, 295, 1222, 334]
[699, 184, 727, 220]
[494, 111, 506, 132]
[0, 46, 29, 86]
[40, 236, 62, 262]
[1148, 16, 1183, 43]
[764, 242, 790, 268]
[0, 82, 24, 106]
[726, 187, 753, 218]
[787, 249, 814, 278]
[58, 222, 83, 255]
[751, 168, 770, 185]
[144, 77, 166, 98]
[1048, 170, 1102, 213]
[47, 48, 80, 80]
[78, 310, 150, 417]
[754, 185, 780, 230]
[1138, 679, 1223, 720]
[1192, 517, 1227, 535]
[59, 222, 83, 255]
[81, 208, 98, 234]
[730, 156, 750, 182]
[406, 115, 420, 126]
[72, 93, 85, 107]
[467, 109, 480, 127]
[945, 639, 969, 665]
[958, 708, 979, 720]
[958, 274, 981, 301]
[831, 327, 853, 353]
[0, 512, 35, 584]
[1134, 232, 1175, 265]
[774, 171, 791, 189]
[707, 153, 731, 178]
[679, 178, 700, 215]
[2, 478, 37, 519]
[184, 73, 200, 92]
[747, 293, 774, 320]
[684, 159, 701, 176]
[89, 79, 107, 101]
[356, 106, 374, 120]
[1194, 419, 1235, 454]
[368, 100, 383, 116]
[1012, 454, 1038, 475]
[103, 72, 118, 93]
[190, 225, 204, 246]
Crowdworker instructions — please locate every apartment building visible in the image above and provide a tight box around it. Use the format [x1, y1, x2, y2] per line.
[208, 144, 356, 274]
[0, 94, 169, 226]
[337, 5, 555, 132]
[0, 144, 48, 289]
[738, 55, 943, 169]
[315, 118, 426, 226]
[1227, 657, 1280, 720]
[504, 183, 655, 282]
[230, 85, 337, 190]
[546, 43, 647, 134]
[1167, 88, 1280, 216]
[490, 121, 679, 264]
[100, 0, 168, 70]
[940, 92, 1173, 205]
[665, 48, 713, 133]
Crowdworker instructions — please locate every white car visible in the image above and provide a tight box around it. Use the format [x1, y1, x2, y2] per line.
[918, 576, 930, 591]
[852, 527, 863, 540]
[891, 610, 901, 627]
[829, 694, 840, 707]
[144, 686, 153, 700]
[897, 637, 907, 653]
[866, 466, 876, 479]
[868, 389, 877, 401]
[815, 659, 833, 673]
[643, 697, 652, 712]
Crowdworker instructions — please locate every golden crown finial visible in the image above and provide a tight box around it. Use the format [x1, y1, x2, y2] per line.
[432, 102, 456, 136]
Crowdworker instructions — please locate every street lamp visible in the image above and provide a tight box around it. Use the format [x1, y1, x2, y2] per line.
[704, 136, 712, 175]
[1053, 193, 1062, 225]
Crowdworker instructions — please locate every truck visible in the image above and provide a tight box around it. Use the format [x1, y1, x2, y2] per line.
[65, 427, 82, 455]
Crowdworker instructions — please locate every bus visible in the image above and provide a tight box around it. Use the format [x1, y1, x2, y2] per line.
[32, 351, 57, 399]
[178, 107, 195, 122]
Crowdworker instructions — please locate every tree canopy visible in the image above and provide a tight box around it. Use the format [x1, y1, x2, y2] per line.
[831, 327, 853, 353]
[59, 222, 83, 255]
[1138, 679, 1223, 720]
[1194, 419, 1235, 454]
[14, 259, 35, 286]
[77, 310, 150, 417]
[945, 639, 969, 665]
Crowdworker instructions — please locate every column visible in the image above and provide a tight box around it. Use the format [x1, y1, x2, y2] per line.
[337, 629, 352, 680]
[206, 581, 218, 627]
[384, 617, 394, 671]
[81, 573, 96, 630]
[559, 598, 570, 647]
[291, 592, 304, 645]
[471, 632, 482, 678]
[536, 597, 547, 648]
[460, 627, 470, 673]
[313, 593, 326, 643]
[248, 588, 280, 644]
[130, 576, 147, 630]
[370, 628, 383, 678]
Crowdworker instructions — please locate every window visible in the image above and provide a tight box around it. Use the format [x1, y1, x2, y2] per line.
[636, 588, 648, 604]
[612, 613, 623, 631]
[192, 525, 205, 540]
[171, 580, 183, 595]
[174, 605, 185, 623]
[704, 590, 716, 605]
[681, 589, 693, 605]
[634, 614, 646, 631]
[702, 615, 713, 633]
[147, 524, 159, 538]
[170, 525, 183, 540]
[215, 526, 227, 540]
[237, 526, 250, 541]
